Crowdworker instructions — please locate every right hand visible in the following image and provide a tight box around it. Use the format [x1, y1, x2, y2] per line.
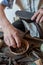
[0, 4, 25, 48]
[2, 22, 23, 48]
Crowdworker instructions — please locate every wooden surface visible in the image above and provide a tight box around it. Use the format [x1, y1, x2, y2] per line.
[35, 59, 43, 65]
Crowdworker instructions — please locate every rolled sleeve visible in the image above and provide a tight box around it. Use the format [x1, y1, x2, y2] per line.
[0, 0, 14, 8]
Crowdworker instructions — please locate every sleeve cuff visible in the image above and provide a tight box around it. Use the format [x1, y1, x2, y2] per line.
[0, 0, 14, 8]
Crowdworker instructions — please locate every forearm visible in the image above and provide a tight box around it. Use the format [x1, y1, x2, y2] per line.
[0, 5, 23, 48]
[38, 0, 43, 9]
[16, 0, 24, 10]
[0, 5, 11, 31]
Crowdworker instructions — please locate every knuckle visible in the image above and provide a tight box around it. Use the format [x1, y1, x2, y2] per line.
[4, 37, 6, 42]
[15, 32, 18, 35]
[39, 9, 42, 11]
[39, 13, 41, 16]
[14, 32, 18, 37]
[40, 13, 42, 15]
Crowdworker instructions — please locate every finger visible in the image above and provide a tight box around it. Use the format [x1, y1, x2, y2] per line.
[31, 11, 39, 20]
[4, 37, 10, 47]
[36, 14, 42, 23]
[13, 33, 21, 48]
[9, 35, 17, 48]
[40, 16, 43, 23]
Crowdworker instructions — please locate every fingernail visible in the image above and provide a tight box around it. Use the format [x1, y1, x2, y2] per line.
[40, 21, 41, 23]
[17, 43, 21, 48]
[36, 20, 38, 23]
[13, 46, 16, 48]
[36, 22, 38, 23]
[31, 18, 33, 20]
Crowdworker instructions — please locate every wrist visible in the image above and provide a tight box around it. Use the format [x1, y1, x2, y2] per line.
[1, 20, 11, 32]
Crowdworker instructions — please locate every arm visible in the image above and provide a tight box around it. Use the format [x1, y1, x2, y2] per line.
[0, 4, 21, 48]
[38, 0, 43, 9]
[16, 0, 24, 10]
[0, 5, 12, 30]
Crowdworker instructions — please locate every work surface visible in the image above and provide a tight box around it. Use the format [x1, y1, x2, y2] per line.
[0, 29, 43, 65]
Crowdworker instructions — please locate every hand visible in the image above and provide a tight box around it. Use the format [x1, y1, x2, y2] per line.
[31, 9, 43, 23]
[0, 4, 24, 48]
[3, 23, 23, 48]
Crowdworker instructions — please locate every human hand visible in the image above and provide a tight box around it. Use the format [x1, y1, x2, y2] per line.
[31, 9, 43, 23]
[3, 23, 23, 48]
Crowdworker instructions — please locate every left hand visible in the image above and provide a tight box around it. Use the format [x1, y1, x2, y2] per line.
[31, 9, 43, 23]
